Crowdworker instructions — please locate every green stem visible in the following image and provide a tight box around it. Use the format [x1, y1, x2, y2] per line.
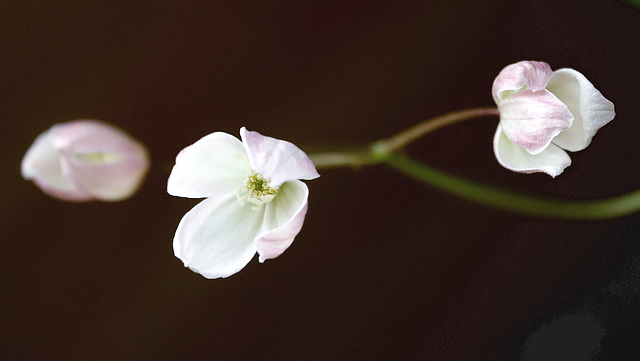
[384, 153, 640, 220]
[309, 107, 500, 169]
[306, 149, 375, 169]
[374, 107, 499, 154]
[307, 107, 640, 220]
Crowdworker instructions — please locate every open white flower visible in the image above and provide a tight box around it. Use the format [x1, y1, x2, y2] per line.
[21, 120, 149, 201]
[168, 127, 320, 279]
[492, 61, 615, 177]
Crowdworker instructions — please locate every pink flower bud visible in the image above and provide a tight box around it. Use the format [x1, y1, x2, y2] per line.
[21, 120, 150, 201]
[492, 61, 615, 177]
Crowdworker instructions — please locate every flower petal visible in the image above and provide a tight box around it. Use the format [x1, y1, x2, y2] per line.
[240, 127, 320, 188]
[492, 61, 554, 103]
[173, 193, 263, 279]
[546, 68, 616, 152]
[494, 125, 571, 177]
[168, 132, 251, 198]
[51, 120, 150, 201]
[256, 180, 309, 263]
[498, 89, 574, 155]
[21, 128, 92, 201]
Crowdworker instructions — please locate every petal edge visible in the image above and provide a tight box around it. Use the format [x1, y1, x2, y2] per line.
[494, 125, 571, 177]
[547, 68, 615, 152]
[240, 127, 319, 188]
[173, 194, 262, 279]
[492, 61, 554, 104]
[168, 132, 250, 198]
[256, 180, 309, 262]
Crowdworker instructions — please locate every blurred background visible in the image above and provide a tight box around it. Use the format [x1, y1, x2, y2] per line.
[2, 0, 639, 360]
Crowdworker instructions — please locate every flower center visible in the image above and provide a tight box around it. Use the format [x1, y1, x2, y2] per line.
[237, 171, 278, 211]
[74, 152, 121, 163]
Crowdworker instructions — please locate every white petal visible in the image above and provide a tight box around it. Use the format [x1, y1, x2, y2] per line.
[494, 125, 571, 177]
[240, 127, 320, 188]
[492, 61, 554, 104]
[256, 180, 309, 262]
[53, 120, 150, 201]
[21, 125, 93, 201]
[168, 132, 251, 198]
[498, 89, 574, 155]
[173, 193, 263, 279]
[546, 68, 616, 152]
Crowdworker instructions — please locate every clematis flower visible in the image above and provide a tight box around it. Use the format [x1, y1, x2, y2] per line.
[492, 60, 615, 177]
[21, 119, 150, 201]
[167, 127, 319, 279]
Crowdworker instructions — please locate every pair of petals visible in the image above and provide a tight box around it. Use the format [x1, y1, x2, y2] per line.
[21, 120, 150, 201]
[168, 128, 319, 279]
[167, 129, 319, 198]
[492, 61, 615, 177]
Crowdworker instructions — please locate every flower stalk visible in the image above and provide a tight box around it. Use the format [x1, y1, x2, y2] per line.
[308, 107, 499, 168]
[307, 108, 640, 221]
[384, 153, 640, 220]
[374, 107, 500, 154]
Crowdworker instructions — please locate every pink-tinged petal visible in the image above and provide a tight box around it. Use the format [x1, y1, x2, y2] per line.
[173, 193, 263, 279]
[21, 129, 93, 201]
[167, 132, 251, 198]
[240, 127, 320, 188]
[256, 180, 309, 262]
[61, 153, 149, 202]
[492, 61, 554, 104]
[547, 68, 616, 152]
[52, 120, 150, 201]
[494, 125, 571, 177]
[498, 89, 574, 155]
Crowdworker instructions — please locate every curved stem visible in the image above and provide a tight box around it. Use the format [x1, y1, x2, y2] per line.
[309, 107, 499, 169]
[307, 106, 640, 220]
[383, 153, 640, 220]
[374, 107, 499, 154]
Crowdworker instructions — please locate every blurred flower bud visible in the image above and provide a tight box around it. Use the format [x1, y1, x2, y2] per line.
[21, 120, 150, 201]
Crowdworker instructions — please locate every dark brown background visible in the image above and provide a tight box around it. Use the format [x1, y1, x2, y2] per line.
[2, 1, 639, 360]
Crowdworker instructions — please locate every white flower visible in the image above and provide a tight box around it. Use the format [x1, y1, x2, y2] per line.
[21, 120, 149, 201]
[492, 61, 615, 177]
[167, 127, 320, 279]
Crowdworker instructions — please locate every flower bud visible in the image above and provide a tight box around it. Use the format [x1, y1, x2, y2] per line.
[21, 120, 150, 201]
[492, 61, 615, 177]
